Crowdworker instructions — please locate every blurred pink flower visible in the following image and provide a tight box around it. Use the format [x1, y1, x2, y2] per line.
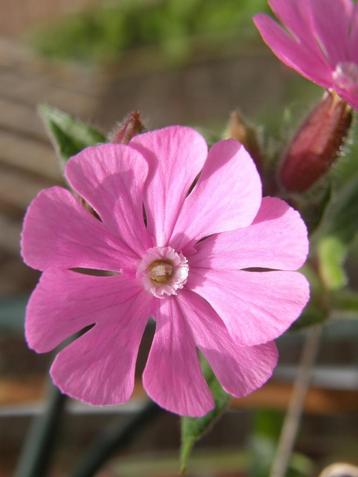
[21, 126, 309, 417]
[254, 0, 358, 109]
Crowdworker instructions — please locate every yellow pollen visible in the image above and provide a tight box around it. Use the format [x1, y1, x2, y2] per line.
[148, 260, 174, 284]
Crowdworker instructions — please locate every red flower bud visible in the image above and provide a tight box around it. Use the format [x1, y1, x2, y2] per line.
[279, 92, 352, 192]
[109, 111, 145, 144]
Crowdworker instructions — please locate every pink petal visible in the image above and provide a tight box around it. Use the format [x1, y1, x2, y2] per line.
[171, 140, 262, 250]
[339, 90, 358, 110]
[26, 269, 143, 353]
[178, 290, 279, 398]
[253, 13, 332, 87]
[269, 0, 326, 59]
[66, 144, 152, 255]
[310, 0, 351, 65]
[190, 197, 308, 271]
[349, 3, 358, 62]
[50, 290, 153, 405]
[130, 126, 208, 247]
[21, 187, 136, 272]
[188, 269, 310, 347]
[143, 298, 214, 417]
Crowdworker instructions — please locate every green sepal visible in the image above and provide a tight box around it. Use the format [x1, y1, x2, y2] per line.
[38, 104, 106, 167]
[180, 360, 230, 473]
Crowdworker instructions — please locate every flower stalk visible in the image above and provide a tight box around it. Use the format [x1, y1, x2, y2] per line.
[15, 382, 67, 477]
[71, 401, 162, 477]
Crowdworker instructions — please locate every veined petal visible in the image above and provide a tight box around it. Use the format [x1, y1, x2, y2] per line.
[178, 290, 278, 397]
[50, 290, 153, 405]
[66, 144, 152, 256]
[188, 269, 309, 347]
[171, 140, 261, 250]
[21, 187, 136, 272]
[143, 298, 214, 417]
[349, 3, 358, 63]
[253, 13, 332, 87]
[269, 0, 325, 59]
[191, 197, 308, 271]
[130, 126, 208, 247]
[26, 269, 143, 353]
[310, 0, 351, 65]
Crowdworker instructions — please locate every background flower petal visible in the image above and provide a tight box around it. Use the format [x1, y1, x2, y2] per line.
[269, 0, 326, 59]
[253, 13, 332, 87]
[25, 269, 144, 353]
[171, 140, 261, 250]
[188, 269, 310, 346]
[349, 3, 358, 62]
[21, 186, 136, 272]
[143, 298, 214, 417]
[50, 290, 152, 405]
[130, 126, 208, 247]
[190, 197, 308, 271]
[310, 0, 351, 66]
[178, 290, 278, 397]
[66, 144, 152, 255]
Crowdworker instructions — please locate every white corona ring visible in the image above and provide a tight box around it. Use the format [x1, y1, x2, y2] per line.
[137, 246, 189, 298]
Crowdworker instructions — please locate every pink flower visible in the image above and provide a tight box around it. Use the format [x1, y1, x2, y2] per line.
[21, 126, 309, 417]
[254, 0, 358, 109]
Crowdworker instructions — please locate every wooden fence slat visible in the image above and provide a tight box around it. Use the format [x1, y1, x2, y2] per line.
[0, 216, 21, 254]
[0, 131, 60, 180]
[0, 98, 46, 140]
[0, 36, 104, 95]
[0, 167, 54, 212]
[0, 69, 99, 113]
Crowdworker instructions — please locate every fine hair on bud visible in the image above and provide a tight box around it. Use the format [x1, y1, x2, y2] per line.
[279, 92, 353, 193]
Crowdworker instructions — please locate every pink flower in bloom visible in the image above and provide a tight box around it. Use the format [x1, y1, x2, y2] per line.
[254, 0, 358, 109]
[21, 126, 309, 417]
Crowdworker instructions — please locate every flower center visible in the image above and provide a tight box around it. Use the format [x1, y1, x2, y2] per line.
[148, 260, 174, 284]
[333, 62, 358, 95]
[137, 246, 189, 298]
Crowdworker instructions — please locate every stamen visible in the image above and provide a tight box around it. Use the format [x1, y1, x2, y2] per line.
[333, 62, 358, 95]
[148, 260, 174, 284]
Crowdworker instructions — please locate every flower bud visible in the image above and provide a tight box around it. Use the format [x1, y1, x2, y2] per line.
[109, 111, 145, 144]
[280, 92, 352, 193]
[226, 110, 262, 172]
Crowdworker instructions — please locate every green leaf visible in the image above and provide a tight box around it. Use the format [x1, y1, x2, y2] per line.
[291, 302, 327, 330]
[331, 289, 358, 316]
[38, 104, 106, 167]
[249, 411, 313, 477]
[330, 115, 358, 190]
[314, 174, 358, 246]
[290, 264, 328, 330]
[311, 175, 358, 293]
[318, 236, 348, 291]
[180, 361, 230, 473]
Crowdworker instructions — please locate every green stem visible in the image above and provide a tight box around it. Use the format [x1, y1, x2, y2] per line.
[71, 401, 162, 477]
[15, 382, 67, 477]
